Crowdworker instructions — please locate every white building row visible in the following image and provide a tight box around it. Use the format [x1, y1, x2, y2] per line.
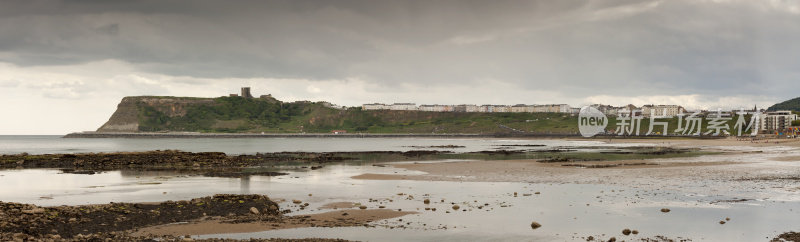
[362, 103, 575, 113]
[591, 104, 686, 118]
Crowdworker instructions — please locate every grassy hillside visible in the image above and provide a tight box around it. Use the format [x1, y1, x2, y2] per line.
[131, 96, 750, 135]
[135, 96, 581, 133]
[768, 97, 800, 112]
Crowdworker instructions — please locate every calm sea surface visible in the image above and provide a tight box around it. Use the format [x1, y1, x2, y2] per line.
[0, 135, 621, 155]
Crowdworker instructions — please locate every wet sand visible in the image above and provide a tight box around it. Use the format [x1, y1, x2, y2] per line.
[594, 136, 800, 148]
[319, 202, 360, 210]
[353, 138, 800, 202]
[773, 155, 800, 162]
[134, 209, 416, 236]
[352, 157, 743, 183]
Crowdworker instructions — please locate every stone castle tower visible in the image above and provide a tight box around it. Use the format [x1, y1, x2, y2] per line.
[241, 87, 253, 98]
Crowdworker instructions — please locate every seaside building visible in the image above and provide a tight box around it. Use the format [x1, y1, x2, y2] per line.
[362, 103, 387, 110]
[530, 104, 570, 113]
[418, 105, 436, 112]
[590, 104, 621, 116]
[441, 105, 455, 112]
[569, 107, 580, 114]
[761, 111, 798, 132]
[617, 104, 643, 117]
[556, 104, 571, 113]
[641, 105, 685, 117]
[419, 105, 451, 112]
[389, 103, 418, 111]
[494, 105, 512, 113]
[455, 104, 480, 112]
[511, 104, 529, 113]
[355, 101, 695, 116]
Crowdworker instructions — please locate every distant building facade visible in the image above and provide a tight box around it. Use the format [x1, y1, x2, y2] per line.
[362, 103, 387, 110]
[389, 103, 418, 111]
[641, 105, 685, 117]
[356, 101, 695, 116]
[761, 111, 798, 132]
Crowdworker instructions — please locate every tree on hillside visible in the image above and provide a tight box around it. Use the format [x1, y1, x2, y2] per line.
[768, 97, 800, 112]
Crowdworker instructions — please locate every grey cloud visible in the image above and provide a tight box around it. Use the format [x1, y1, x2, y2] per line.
[0, 79, 20, 88]
[0, 0, 798, 101]
[95, 23, 119, 36]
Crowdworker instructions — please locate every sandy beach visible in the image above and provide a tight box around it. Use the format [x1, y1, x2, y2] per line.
[134, 209, 416, 236]
[354, 137, 800, 201]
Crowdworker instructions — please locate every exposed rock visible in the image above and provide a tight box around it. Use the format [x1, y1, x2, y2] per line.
[0, 194, 280, 239]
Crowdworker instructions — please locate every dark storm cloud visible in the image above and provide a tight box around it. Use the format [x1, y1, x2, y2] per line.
[0, 0, 798, 99]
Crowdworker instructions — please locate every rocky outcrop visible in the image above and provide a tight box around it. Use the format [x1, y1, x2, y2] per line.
[96, 97, 141, 132]
[0, 194, 282, 239]
[97, 96, 215, 132]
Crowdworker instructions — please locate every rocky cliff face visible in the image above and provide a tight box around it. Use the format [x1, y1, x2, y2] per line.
[97, 96, 215, 132]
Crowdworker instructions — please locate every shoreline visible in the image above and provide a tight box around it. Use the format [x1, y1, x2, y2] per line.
[63, 131, 576, 138]
[63, 131, 739, 139]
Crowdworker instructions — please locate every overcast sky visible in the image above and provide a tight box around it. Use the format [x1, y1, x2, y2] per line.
[1, 0, 798, 134]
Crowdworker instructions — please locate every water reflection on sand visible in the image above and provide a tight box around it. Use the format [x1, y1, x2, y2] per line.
[1, 157, 798, 241]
